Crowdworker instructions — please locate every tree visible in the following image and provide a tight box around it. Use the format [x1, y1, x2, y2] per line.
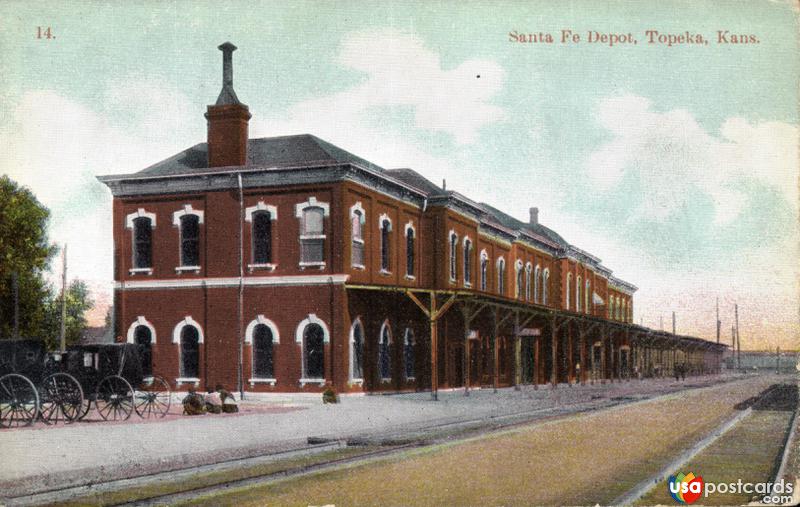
[41, 280, 94, 350]
[0, 175, 55, 339]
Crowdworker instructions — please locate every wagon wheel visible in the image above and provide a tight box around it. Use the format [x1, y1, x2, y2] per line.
[39, 373, 84, 424]
[135, 376, 171, 419]
[0, 373, 39, 428]
[78, 398, 91, 420]
[95, 375, 134, 421]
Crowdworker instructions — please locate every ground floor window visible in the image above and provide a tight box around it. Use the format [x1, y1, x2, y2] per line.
[253, 324, 275, 378]
[303, 324, 325, 379]
[379, 322, 392, 381]
[134, 325, 153, 377]
[403, 329, 415, 379]
[180, 326, 200, 378]
[351, 320, 364, 381]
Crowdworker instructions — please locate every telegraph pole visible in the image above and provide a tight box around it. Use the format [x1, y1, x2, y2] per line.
[731, 326, 736, 371]
[672, 311, 676, 335]
[715, 297, 721, 344]
[776, 346, 781, 374]
[734, 303, 740, 370]
[660, 315, 663, 331]
[60, 244, 67, 352]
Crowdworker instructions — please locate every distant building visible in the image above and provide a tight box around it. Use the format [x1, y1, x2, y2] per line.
[98, 43, 726, 394]
[724, 350, 799, 372]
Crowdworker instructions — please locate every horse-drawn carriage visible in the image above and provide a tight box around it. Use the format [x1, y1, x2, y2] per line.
[0, 339, 171, 428]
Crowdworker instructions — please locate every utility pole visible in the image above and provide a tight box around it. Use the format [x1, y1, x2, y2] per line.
[660, 315, 663, 331]
[60, 244, 67, 352]
[731, 326, 736, 371]
[12, 271, 19, 339]
[734, 303, 740, 370]
[672, 311, 676, 335]
[776, 346, 781, 374]
[715, 297, 720, 344]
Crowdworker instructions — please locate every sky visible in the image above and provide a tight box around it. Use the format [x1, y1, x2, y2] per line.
[1, 0, 798, 350]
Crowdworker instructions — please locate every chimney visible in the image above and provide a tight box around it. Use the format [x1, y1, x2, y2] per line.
[529, 207, 539, 225]
[205, 42, 251, 167]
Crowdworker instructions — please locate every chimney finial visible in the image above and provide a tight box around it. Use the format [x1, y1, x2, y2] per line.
[442, 178, 447, 191]
[215, 42, 241, 106]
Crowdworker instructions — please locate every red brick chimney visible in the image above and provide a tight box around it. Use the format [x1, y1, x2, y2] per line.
[205, 42, 251, 167]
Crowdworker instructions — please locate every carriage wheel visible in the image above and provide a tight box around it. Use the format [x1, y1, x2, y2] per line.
[135, 376, 171, 419]
[78, 398, 91, 420]
[95, 375, 134, 421]
[40, 373, 84, 424]
[0, 374, 39, 428]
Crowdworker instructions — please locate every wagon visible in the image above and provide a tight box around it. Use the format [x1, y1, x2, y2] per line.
[0, 339, 84, 427]
[64, 343, 171, 421]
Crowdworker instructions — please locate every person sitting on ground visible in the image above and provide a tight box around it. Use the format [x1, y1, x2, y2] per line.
[216, 384, 239, 413]
[205, 389, 223, 414]
[182, 387, 206, 415]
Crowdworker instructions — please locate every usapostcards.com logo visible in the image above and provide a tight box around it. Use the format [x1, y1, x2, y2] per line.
[668, 472, 704, 504]
[668, 472, 795, 504]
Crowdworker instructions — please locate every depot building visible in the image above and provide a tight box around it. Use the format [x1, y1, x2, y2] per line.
[98, 43, 726, 395]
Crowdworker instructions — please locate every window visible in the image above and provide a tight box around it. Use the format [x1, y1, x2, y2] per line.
[608, 296, 614, 319]
[403, 328, 415, 380]
[585, 280, 591, 314]
[515, 260, 524, 299]
[350, 319, 364, 381]
[252, 211, 272, 264]
[126, 209, 156, 273]
[405, 224, 415, 277]
[179, 215, 200, 267]
[463, 238, 472, 286]
[133, 217, 153, 269]
[480, 250, 488, 291]
[380, 216, 392, 272]
[180, 325, 200, 379]
[379, 321, 392, 381]
[303, 324, 325, 379]
[253, 324, 275, 378]
[296, 197, 330, 266]
[497, 257, 506, 295]
[534, 265, 541, 303]
[616, 297, 622, 320]
[525, 263, 532, 301]
[350, 204, 365, 268]
[542, 269, 550, 305]
[576, 276, 582, 312]
[449, 231, 458, 282]
[566, 273, 572, 310]
[133, 325, 152, 377]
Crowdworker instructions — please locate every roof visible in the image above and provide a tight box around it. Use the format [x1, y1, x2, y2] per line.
[128, 134, 385, 179]
[384, 168, 446, 196]
[478, 202, 568, 248]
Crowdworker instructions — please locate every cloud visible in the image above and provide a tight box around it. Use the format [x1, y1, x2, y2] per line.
[587, 94, 798, 225]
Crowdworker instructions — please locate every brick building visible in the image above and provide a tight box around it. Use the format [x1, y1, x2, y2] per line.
[98, 43, 725, 395]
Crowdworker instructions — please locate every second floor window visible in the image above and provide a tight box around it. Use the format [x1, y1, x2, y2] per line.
[133, 216, 152, 269]
[300, 207, 325, 264]
[252, 211, 272, 264]
[380, 218, 391, 271]
[542, 269, 549, 305]
[180, 215, 200, 267]
[497, 257, 506, 295]
[351, 210, 364, 267]
[406, 227, 415, 277]
[463, 239, 472, 286]
[480, 252, 488, 291]
[449, 232, 458, 282]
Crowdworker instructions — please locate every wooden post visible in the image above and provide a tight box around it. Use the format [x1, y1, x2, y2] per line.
[600, 326, 606, 384]
[534, 336, 540, 390]
[493, 307, 499, 393]
[579, 325, 586, 386]
[567, 321, 574, 386]
[431, 298, 438, 401]
[514, 311, 521, 391]
[463, 310, 471, 397]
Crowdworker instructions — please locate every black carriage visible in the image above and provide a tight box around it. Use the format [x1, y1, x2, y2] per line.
[0, 339, 83, 427]
[1, 340, 171, 428]
[64, 343, 171, 421]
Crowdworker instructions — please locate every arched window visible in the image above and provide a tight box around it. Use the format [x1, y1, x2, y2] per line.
[179, 214, 200, 267]
[449, 232, 458, 282]
[497, 257, 506, 295]
[303, 324, 325, 379]
[252, 211, 272, 265]
[585, 279, 591, 314]
[380, 217, 392, 271]
[133, 216, 153, 269]
[252, 324, 275, 379]
[616, 296, 622, 320]
[350, 204, 365, 268]
[379, 322, 392, 381]
[608, 295, 614, 319]
[405, 224, 415, 277]
[542, 269, 550, 305]
[180, 325, 200, 379]
[515, 260, 524, 299]
[621, 299, 627, 322]
[350, 319, 364, 381]
[134, 325, 153, 377]
[525, 263, 532, 301]
[404, 328, 415, 380]
[566, 273, 572, 310]
[463, 238, 472, 286]
[300, 207, 325, 265]
[576, 276, 582, 312]
[480, 250, 488, 291]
